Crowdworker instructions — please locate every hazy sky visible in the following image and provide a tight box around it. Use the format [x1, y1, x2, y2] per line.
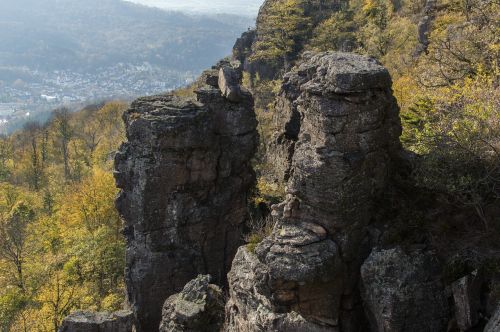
[126, 0, 263, 16]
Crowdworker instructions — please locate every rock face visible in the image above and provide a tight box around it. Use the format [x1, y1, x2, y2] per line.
[226, 52, 403, 331]
[451, 270, 482, 331]
[485, 306, 500, 332]
[59, 311, 134, 332]
[360, 247, 449, 332]
[159, 275, 224, 332]
[219, 66, 243, 102]
[114, 69, 257, 331]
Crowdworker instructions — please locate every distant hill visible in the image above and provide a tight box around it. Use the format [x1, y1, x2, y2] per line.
[126, 0, 263, 16]
[0, 0, 254, 73]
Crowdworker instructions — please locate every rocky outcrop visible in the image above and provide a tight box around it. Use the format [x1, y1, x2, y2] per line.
[360, 247, 449, 332]
[114, 68, 257, 331]
[59, 311, 134, 332]
[159, 275, 224, 332]
[225, 52, 403, 331]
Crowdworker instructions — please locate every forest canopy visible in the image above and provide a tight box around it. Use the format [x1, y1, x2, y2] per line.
[0, 102, 127, 331]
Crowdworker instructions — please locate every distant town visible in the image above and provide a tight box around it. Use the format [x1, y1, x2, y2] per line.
[0, 62, 197, 133]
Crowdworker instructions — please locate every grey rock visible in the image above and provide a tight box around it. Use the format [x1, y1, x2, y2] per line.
[297, 52, 392, 94]
[218, 66, 243, 102]
[452, 270, 482, 331]
[485, 306, 500, 332]
[360, 247, 449, 332]
[159, 275, 224, 332]
[225, 246, 337, 332]
[115, 87, 257, 331]
[59, 311, 134, 332]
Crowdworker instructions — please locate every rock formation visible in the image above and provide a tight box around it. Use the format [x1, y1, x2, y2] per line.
[225, 52, 404, 331]
[114, 65, 257, 331]
[59, 311, 134, 332]
[159, 275, 224, 332]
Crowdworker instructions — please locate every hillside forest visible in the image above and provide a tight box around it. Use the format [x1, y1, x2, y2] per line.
[0, 103, 127, 331]
[0, 0, 499, 331]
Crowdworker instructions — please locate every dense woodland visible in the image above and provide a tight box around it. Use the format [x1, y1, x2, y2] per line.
[0, 0, 499, 330]
[0, 102, 127, 331]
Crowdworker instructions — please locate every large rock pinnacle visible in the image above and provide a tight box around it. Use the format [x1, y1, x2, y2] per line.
[114, 66, 257, 331]
[226, 52, 403, 331]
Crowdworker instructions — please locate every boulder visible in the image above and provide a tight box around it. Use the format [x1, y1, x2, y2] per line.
[59, 311, 134, 332]
[115, 82, 257, 331]
[360, 247, 449, 332]
[159, 275, 224, 332]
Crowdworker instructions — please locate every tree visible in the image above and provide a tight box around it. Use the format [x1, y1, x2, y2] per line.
[0, 136, 11, 181]
[418, 0, 499, 87]
[23, 122, 44, 191]
[0, 202, 36, 291]
[406, 74, 499, 229]
[53, 108, 73, 182]
[308, 10, 358, 52]
[252, 0, 311, 69]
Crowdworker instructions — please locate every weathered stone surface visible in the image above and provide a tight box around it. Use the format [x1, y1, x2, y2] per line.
[360, 247, 449, 332]
[59, 311, 134, 332]
[452, 270, 482, 331]
[226, 52, 403, 331]
[485, 306, 500, 332]
[115, 78, 257, 330]
[225, 246, 337, 332]
[159, 275, 224, 332]
[219, 66, 244, 102]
